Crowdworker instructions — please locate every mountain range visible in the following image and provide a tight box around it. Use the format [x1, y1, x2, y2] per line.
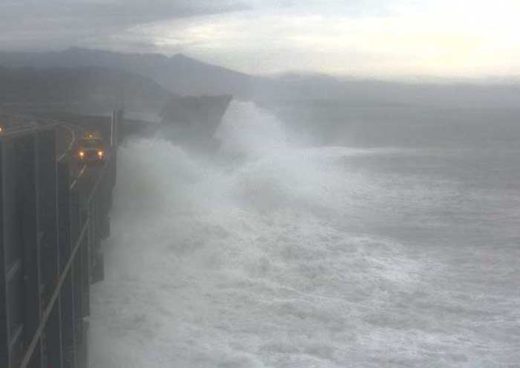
[1, 48, 520, 113]
[0, 48, 254, 98]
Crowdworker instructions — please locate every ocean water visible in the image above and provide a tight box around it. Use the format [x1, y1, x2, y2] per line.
[89, 101, 520, 368]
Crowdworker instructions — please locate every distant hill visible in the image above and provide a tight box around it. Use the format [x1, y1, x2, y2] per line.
[0, 48, 255, 98]
[0, 66, 175, 115]
[255, 73, 520, 109]
[0, 65, 235, 149]
[1, 48, 519, 115]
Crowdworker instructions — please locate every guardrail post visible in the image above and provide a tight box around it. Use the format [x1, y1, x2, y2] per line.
[90, 197, 104, 285]
[0, 137, 9, 367]
[67, 187, 81, 368]
[19, 133, 44, 368]
[1, 135, 28, 367]
[57, 163, 76, 368]
[38, 129, 62, 368]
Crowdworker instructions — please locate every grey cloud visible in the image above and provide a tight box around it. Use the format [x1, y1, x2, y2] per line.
[1, 0, 247, 20]
[243, 0, 410, 16]
[0, 0, 248, 50]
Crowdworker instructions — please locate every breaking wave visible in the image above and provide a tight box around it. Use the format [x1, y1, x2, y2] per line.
[89, 102, 520, 367]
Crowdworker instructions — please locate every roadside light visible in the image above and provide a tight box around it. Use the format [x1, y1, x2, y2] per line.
[0, 126, 3, 134]
[97, 150, 104, 157]
[79, 151, 85, 158]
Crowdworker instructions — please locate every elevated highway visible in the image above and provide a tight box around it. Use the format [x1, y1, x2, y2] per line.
[0, 111, 122, 368]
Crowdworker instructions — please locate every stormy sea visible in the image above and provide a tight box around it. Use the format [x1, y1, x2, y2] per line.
[89, 101, 520, 368]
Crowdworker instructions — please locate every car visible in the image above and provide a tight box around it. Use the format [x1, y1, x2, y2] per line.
[75, 132, 107, 164]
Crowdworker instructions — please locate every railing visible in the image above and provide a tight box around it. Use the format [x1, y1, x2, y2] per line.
[0, 111, 121, 368]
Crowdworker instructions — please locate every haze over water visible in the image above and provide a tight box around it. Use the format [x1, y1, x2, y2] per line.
[89, 101, 520, 368]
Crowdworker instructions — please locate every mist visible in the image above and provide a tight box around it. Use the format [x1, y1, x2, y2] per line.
[88, 101, 520, 367]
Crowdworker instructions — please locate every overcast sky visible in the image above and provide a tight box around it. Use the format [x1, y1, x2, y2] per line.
[1, 0, 519, 78]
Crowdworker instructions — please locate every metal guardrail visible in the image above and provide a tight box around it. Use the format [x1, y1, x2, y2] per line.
[19, 222, 89, 368]
[0, 111, 121, 368]
[0, 113, 56, 133]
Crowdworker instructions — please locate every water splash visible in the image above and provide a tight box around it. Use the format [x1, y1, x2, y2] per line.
[89, 102, 519, 368]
